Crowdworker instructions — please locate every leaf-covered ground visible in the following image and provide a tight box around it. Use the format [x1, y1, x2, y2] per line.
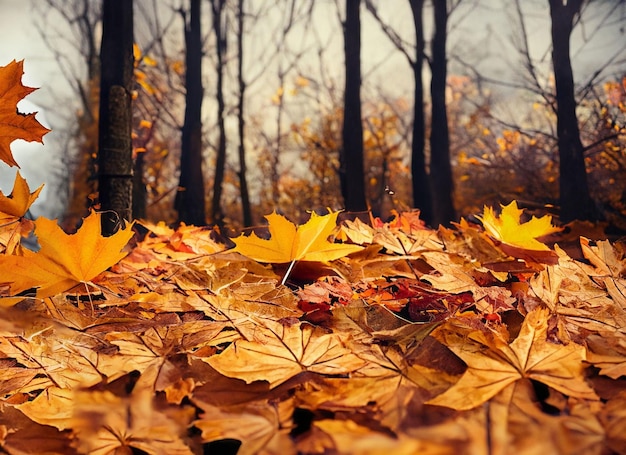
[1, 208, 625, 455]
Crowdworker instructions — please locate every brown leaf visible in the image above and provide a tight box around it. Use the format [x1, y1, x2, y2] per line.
[207, 319, 365, 387]
[427, 308, 598, 411]
[193, 399, 296, 455]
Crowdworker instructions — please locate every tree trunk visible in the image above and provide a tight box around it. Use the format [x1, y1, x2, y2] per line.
[175, 0, 206, 226]
[132, 151, 147, 219]
[548, 0, 595, 222]
[237, 0, 252, 226]
[340, 0, 367, 213]
[98, 0, 134, 235]
[211, 0, 227, 225]
[408, 0, 432, 224]
[429, 0, 455, 226]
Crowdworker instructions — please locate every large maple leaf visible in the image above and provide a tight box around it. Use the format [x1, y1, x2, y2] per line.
[426, 308, 597, 411]
[231, 211, 363, 263]
[0, 211, 134, 298]
[0, 60, 50, 167]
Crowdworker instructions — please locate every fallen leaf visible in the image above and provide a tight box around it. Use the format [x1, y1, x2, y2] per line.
[477, 200, 562, 255]
[311, 419, 452, 455]
[207, 318, 365, 387]
[231, 211, 363, 264]
[0, 60, 50, 167]
[0, 211, 134, 298]
[427, 307, 597, 410]
[193, 398, 296, 455]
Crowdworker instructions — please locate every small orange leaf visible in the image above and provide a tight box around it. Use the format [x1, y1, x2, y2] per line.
[477, 201, 562, 251]
[0, 60, 51, 167]
[231, 211, 363, 264]
[0, 212, 134, 298]
[0, 171, 43, 220]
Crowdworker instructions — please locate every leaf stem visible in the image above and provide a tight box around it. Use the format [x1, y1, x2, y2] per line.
[281, 260, 298, 286]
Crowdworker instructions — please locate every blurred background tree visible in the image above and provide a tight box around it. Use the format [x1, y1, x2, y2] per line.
[18, 0, 626, 231]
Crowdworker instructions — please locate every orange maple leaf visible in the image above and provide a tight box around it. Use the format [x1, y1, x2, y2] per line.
[0, 171, 42, 220]
[0, 60, 50, 167]
[0, 211, 134, 298]
[231, 211, 363, 264]
[0, 172, 42, 254]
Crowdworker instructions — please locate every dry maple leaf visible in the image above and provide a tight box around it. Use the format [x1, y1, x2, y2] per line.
[207, 318, 365, 387]
[193, 399, 296, 455]
[0, 211, 134, 298]
[231, 211, 363, 264]
[0, 60, 50, 167]
[71, 386, 195, 454]
[426, 307, 597, 411]
[477, 201, 562, 256]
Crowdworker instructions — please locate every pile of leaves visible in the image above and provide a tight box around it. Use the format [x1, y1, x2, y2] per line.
[1, 61, 626, 455]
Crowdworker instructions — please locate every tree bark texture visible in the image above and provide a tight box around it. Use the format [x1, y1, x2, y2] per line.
[98, 0, 134, 235]
[408, 0, 432, 225]
[548, 0, 595, 222]
[132, 151, 147, 219]
[210, 0, 227, 225]
[175, 0, 207, 226]
[237, 0, 252, 226]
[340, 0, 368, 213]
[429, 0, 455, 226]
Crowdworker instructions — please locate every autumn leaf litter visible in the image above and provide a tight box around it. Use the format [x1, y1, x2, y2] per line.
[0, 201, 625, 454]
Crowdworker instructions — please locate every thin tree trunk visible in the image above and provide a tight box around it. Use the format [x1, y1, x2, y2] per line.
[548, 0, 595, 222]
[340, 0, 367, 213]
[211, 0, 227, 225]
[408, 0, 432, 224]
[236, 0, 252, 226]
[175, 0, 206, 225]
[132, 151, 147, 219]
[98, 0, 134, 235]
[429, 0, 455, 226]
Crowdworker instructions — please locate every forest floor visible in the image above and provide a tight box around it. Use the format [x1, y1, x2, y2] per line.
[0, 207, 625, 455]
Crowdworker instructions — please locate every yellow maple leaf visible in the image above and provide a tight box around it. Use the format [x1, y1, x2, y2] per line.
[426, 308, 597, 411]
[477, 200, 562, 251]
[0, 211, 134, 298]
[231, 211, 363, 263]
[0, 60, 51, 167]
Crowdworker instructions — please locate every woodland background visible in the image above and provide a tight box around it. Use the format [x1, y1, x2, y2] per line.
[1, 0, 625, 231]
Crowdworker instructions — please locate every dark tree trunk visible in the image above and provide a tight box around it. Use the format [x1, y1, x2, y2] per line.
[429, 0, 455, 226]
[175, 0, 206, 226]
[408, 0, 432, 224]
[237, 0, 252, 226]
[548, 0, 595, 222]
[132, 152, 147, 219]
[98, 0, 134, 235]
[211, 0, 227, 225]
[340, 0, 368, 213]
